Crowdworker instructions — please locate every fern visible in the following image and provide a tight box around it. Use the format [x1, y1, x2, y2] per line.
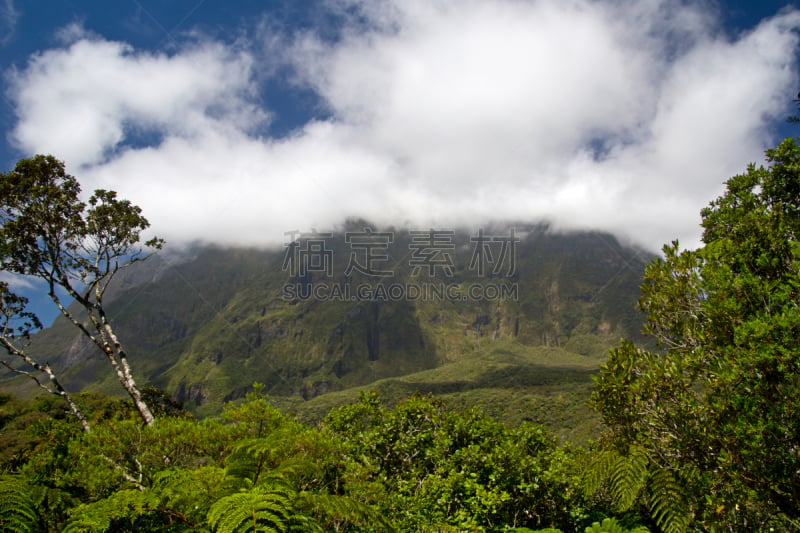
[62, 488, 160, 533]
[609, 446, 649, 511]
[207, 485, 293, 533]
[584, 517, 649, 532]
[30, 485, 79, 532]
[225, 438, 278, 484]
[583, 445, 691, 532]
[218, 430, 390, 532]
[583, 448, 618, 497]
[62, 509, 112, 533]
[295, 491, 394, 531]
[151, 465, 228, 515]
[225, 427, 317, 487]
[0, 475, 39, 532]
[583, 445, 649, 511]
[63, 466, 229, 532]
[648, 468, 691, 533]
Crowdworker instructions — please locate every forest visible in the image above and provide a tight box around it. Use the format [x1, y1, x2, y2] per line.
[1, 134, 800, 531]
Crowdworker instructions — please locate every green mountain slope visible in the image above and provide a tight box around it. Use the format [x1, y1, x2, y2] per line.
[275, 338, 608, 441]
[6, 223, 653, 430]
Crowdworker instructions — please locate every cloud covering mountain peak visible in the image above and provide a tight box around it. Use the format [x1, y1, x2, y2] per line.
[6, 0, 800, 250]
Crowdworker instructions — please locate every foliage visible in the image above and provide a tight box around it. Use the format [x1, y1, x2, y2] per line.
[13, 223, 646, 420]
[590, 137, 800, 530]
[325, 391, 588, 531]
[207, 484, 293, 533]
[0, 474, 39, 531]
[63, 467, 228, 532]
[0, 154, 164, 425]
[583, 445, 689, 533]
[7, 135, 799, 532]
[0, 387, 630, 532]
[583, 517, 649, 533]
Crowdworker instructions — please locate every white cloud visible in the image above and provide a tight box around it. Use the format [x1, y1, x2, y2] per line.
[0, 271, 38, 291]
[8, 30, 265, 166]
[6, 0, 800, 251]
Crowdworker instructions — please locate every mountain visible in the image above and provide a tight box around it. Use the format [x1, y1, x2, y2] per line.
[5, 222, 654, 437]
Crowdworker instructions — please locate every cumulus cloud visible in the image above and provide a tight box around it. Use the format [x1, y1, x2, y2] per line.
[0, 271, 38, 291]
[6, 0, 800, 251]
[9, 29, 265, 166]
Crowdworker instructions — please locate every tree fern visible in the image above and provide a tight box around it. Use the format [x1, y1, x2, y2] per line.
[583, 445, 691, 532]
[224, 426, 317, 487]
[151, 465, 228, 518]
[30, 484, 79, 533]
[0, 475, 39, 532]
[62, 488, 160, 532]
[295, 491, 394, 531]
[583, 447, 618, 497]
[583, 445, 648, 510]
[609, 446, 650, 512]
[648, 468, 691, 533]
[218, 430, 389, 532]
[63, 467, 227, 532]
[207, 485, 293, 533]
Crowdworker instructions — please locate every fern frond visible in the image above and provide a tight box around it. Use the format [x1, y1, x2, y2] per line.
[609, 446, 650, 512]
[295, 491, 392, 531]
[231, 427, 301, 461]
[62, 511, 112, 533]
[0, 475, 39, 532]
[257, 460, 315, 487]
[583, 448, 619, 497]
[225, 427, 311, 484]
[152, 466, 228, 520]
[583, 444, 650, 511]
[30, 485, 79, 532]
[648, 468, 691, 533]
[207, 485, 293, 533]
[225, 431, 319, 496]
[62, 488, 159, 533]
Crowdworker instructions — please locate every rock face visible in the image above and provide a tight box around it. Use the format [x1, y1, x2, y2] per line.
[15, 224, 654, 410]
[175, 382, 208, 405]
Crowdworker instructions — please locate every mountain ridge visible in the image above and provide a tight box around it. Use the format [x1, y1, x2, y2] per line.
[4, 223, 655, 430]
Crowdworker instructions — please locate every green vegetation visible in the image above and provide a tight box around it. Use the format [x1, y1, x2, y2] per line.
[278, 339, 605, 442]
[0, 155, 164, 425]
[5, 219, 649, 421]
[3, 132, 800, 530]
[589, 137, 800, 530]
[0, 388, 637, 532]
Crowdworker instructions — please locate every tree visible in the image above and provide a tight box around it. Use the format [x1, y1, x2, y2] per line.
[0, 155, 164, 426]
[0, 282, 90, 432]
[589, 137, 800, 530]
[325, 392, 585, 531]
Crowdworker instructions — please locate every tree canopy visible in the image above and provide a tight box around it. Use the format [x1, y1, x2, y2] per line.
[3, 134, 800, 531]
[590, 137, 800, 530]
[0, 154, 163, 425]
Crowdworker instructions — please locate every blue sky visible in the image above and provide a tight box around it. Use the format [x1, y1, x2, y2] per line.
[1, 0, 799, 254]
[0, 1, 329, 151]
